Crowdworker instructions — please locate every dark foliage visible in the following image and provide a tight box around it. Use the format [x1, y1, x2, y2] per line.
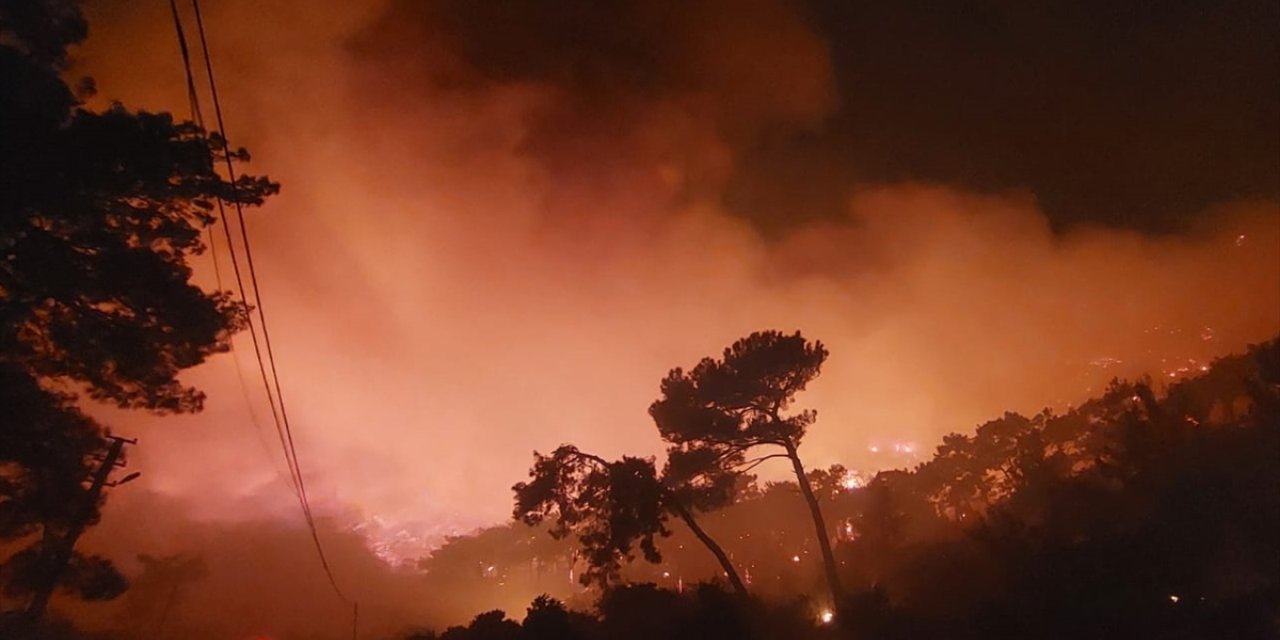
[395, 587, 824, 640]
[514, 447, 670, 588]
[826, 339, 1280, 639]
[650, 330, 826, 449]
[426, 339, 1280, 639]
[0, 0, 272, 612]
[650, 330, 844, 601]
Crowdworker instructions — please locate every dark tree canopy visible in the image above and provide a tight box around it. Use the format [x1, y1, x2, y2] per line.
[1, 3, 275, 414]
[522, 594, 587, 640]
[513, 446, 670, 588]
[660, 446, 741, 513]
[438, 339, 1280, 639]
[0, 0, 274, 611]
[513, 444, 749, 595]
[0, 368, 100, 541]
[649, 330, 844, 602]
[650, 330, 827, 450]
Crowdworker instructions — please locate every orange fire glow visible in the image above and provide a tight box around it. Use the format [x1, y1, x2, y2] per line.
[46, 0, 1280, 636]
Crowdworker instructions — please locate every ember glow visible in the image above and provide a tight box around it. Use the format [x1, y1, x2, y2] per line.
[839, 469, 869, 491]
[31, 0, 1279, 635]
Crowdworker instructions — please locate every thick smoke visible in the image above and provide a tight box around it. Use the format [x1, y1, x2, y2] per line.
[52, 0, 1280, 635]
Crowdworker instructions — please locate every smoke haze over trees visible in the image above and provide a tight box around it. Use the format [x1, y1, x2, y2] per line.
[396, 338, 1280, 639]
[57, 0, 1278, 553]
[1, 0, 1278, 636]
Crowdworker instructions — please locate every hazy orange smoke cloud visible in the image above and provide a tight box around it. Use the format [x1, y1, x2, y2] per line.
[59, 0, 1280, 635]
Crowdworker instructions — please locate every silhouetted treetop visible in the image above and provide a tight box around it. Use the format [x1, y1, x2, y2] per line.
[650, 330, 827, 447]
[513, 443, 750, 596]
[513, 446, 669, 587]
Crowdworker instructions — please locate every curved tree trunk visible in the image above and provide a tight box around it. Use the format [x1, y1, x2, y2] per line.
[666, 496, 750, 598]
[782, 438, 843, 604]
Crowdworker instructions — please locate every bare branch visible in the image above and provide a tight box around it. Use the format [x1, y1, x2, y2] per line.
[738, 453, 790, 474]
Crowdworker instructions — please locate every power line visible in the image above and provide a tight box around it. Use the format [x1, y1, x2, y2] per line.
[187, 0, 342, 599]
[168, 0, 292, 484]
[209, 222, 299, 482]
[169, 0, 295, 496]
[186, 0, 350, 604]
[186, 0, 331, 570]
[167, 0, 290, 478]
[165, 0, 203, 126]
[167, 0, 354, 615]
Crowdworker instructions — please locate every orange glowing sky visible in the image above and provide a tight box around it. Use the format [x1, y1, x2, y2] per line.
[71, 0, 1279, 609]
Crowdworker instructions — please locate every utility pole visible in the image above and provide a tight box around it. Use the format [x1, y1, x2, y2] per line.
[24, 435, 137, 622]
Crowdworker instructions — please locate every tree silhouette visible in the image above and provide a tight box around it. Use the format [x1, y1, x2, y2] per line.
[521, 595, 587, 640]
[437, 339, 1280, 638]
[648, 330, 844, 602]
[512, 445, 748, 596]
[0, 0, 273, 619]
[440, 610, 522, 640]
